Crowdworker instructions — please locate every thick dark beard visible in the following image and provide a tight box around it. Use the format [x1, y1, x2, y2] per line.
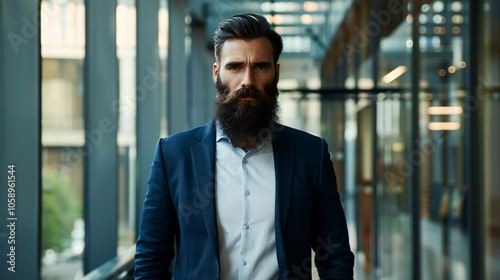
[213, 74, 280, 148]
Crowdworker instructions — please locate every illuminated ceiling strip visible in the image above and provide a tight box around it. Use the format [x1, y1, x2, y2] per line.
[381, 66, 407, 84]
[427, 106, 463, 115]
[428, 122, 461, 130]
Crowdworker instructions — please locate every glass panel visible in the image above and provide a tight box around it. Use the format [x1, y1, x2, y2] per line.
[376, 4, 413, 280]
[116, 0, 137, 254]
[41, 0, 86, 279]
[159, 0, 169, 137]
[418, 0, 470, 279]
[482, 0, 500, 279]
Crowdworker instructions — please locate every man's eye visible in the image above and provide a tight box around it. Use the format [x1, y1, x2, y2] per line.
[255, 65, 269, 70]
[229, 65, 240, 70]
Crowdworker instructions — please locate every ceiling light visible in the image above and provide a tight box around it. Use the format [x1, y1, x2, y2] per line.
[381, 66, 407, 84]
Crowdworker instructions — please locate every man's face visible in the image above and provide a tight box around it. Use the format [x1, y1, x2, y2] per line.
[212, 37, 281, 145]
[213, 37, 280, 99]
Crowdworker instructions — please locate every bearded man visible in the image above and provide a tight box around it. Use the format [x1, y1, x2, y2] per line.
[135, 14, 354, 280]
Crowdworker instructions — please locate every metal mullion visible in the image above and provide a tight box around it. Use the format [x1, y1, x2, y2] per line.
[410, 1, 421, 279]
[468, 0, 483, 279]
[0, 1, 41, 279]
[136, 0, 160, 239]
[83, 0, 118, 273]
[167, 0, 188, 134]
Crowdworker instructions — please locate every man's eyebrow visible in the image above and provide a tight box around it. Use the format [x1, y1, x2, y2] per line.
[224, 61, 243, 68]
[224, 61, 272, 68]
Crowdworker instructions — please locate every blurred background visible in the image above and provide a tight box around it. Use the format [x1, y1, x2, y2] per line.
[0, 0, 499, 279]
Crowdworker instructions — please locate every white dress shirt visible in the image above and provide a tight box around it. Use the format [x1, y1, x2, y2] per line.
[215, 124, 279, 280]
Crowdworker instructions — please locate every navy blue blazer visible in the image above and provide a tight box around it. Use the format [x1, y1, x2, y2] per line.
[135, 121, 354, 279]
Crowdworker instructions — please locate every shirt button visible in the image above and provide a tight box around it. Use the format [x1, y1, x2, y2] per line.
[242, 260, 247, 266]
[245, 190, 250, 196]
[244, 225, 250, 230]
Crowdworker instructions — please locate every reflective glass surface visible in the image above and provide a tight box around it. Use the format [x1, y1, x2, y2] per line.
[41, 0, 86, 278]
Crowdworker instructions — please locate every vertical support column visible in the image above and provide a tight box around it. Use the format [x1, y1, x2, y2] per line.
[84, 0, 118, 273]
[0, 1, 41, 279]
[189, 22, 214, 127]
[410, 1, 421, 279]
[167, 0, 189, 134]
[369, 2, 381, 277]
[468, 0, 483, 279]
[136, 0, 160, 237]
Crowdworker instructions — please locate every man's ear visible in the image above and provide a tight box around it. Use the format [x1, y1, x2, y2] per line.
[213, 62, 219, 83]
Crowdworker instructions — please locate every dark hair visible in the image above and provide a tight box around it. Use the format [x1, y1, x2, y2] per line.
[213, 14, 283, 64]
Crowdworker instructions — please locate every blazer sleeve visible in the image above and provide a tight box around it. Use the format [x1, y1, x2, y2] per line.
[312, 138, 354, 279]
[135, 139, 178, 279]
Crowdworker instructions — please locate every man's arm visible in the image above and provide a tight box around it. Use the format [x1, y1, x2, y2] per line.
[311, 138, 354, 279]
[135, 139, 178, 279]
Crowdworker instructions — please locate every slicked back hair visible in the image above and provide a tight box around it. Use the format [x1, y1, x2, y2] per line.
[213, 14, 283, 65]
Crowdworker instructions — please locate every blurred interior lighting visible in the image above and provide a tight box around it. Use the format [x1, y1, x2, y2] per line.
[452, 15, 464, 24]
[419, 14, 427, 24]
[274, 26, 303, 35]
[433, 1, 445, 13]
[261, 2, 300, 12]
[428, 122, 461, 130]
[392, 142, 405, 153]
[406, 14, 413, 23]
[448, 66, 456, 73]
[303, 1, 318, 12]
[452, 26, 461, 34]
[301, 14, 313, 25]
[434, 26, 446, 34]
[306, 77, 321, 90]
[460, 61, 467, 68]
[272, 15, 283, 25]
[433, 14, 445, 24]
[278, 79, 299, 90]
[381, 66, 407, 84]
[358, 78, 374, 89]
[345, 77, 355, 89]
[451, 1, 462, 12]
[439, 69, 447, 76]
[420, 79, 430, 89]
[428, 106, 463, 115]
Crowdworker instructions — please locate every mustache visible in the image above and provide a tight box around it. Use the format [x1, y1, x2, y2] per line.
[217, 87, 266, 104]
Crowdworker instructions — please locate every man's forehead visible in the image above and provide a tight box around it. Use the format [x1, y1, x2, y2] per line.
[219, 37, 274, 64]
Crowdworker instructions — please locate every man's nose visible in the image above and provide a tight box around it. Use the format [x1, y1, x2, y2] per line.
[240, 67, 255, 88]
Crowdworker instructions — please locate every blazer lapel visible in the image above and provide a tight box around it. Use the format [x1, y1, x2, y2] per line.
[190, 122, 219, 260]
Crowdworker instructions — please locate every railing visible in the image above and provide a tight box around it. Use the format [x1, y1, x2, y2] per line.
[83, 245, 135, 280]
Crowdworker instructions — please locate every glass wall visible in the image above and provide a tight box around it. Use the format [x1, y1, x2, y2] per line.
[40, 0, 85, 279]
[376, 3, 413, 278]
[116, 0, 137, 255]
[318, 0, 496, 279]
[417, 1, 470, 279]
[481, 1, 500, 279]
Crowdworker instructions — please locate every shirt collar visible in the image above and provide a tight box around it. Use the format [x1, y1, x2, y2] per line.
[215, 121, 228, 143]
